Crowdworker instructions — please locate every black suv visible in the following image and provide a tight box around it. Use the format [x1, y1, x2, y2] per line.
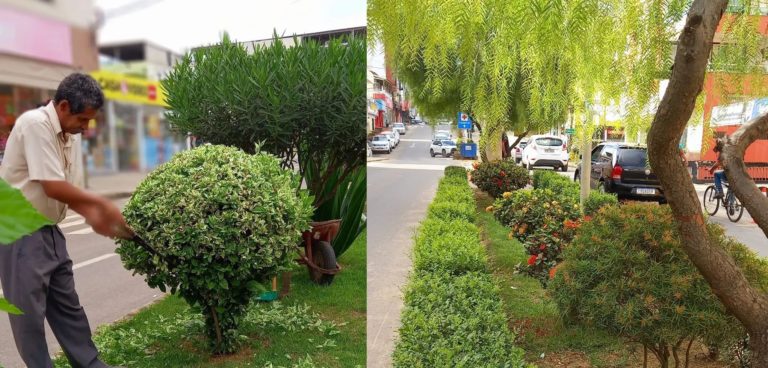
[573, 143, 665, 203]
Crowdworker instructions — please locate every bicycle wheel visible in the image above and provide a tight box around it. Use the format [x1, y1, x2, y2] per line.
[703, 186, 719, 216]
[726, 191, 745, 222]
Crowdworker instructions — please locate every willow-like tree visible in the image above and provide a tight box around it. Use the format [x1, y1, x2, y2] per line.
[368, 0, 682, 161]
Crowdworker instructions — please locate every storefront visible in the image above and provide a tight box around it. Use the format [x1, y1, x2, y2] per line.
[86, 71, 185, 173]
[0, 85, 57, 164]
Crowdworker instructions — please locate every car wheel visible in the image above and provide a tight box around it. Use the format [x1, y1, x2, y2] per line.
[442, 149, 447, 157]
[561, 164, 568, 172]
[430, 149, 435, 157]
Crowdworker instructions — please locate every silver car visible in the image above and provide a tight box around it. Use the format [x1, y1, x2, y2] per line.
[370, 135, 392, 153]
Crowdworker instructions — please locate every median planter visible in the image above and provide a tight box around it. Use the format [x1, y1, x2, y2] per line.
[116, 145, 313, 355]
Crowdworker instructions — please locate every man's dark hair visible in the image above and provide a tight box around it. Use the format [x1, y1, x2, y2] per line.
[54, 73, 105, 114]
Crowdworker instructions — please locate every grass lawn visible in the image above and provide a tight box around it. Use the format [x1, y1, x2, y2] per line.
[54, 232, 366, 368]
[474, 191, 728, 368]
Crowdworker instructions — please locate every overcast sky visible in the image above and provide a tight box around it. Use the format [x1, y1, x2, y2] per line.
[96, 0, 366, 54]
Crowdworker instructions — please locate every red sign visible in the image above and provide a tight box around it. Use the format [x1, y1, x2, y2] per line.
[148, 85, 157, 101]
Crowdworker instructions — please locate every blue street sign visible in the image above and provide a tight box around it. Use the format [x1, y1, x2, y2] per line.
[458, 112, 472, 129]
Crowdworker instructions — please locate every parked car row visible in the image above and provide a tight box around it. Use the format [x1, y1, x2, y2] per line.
[369, 126, 404, 154]
[510, 135, 666, 203]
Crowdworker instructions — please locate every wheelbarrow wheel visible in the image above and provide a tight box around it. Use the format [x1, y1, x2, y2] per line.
[309, 240, 336, 286]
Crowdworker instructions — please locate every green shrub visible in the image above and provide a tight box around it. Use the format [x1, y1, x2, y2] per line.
[583, 190, 618, 216]
[492, 188, 580, 243]
[549, 204, 768, 367]
[427, 201, 476, 223]
[394, 168, 530, 367]
[470, 160, 530, 198]
[532, 170, 579, 199]
[163, 34, 366, 256]
[412, 219, 487, 275]
[393, 272, 528, 368]
[117, 145, 313, 354]
[444, 166, 468, 178]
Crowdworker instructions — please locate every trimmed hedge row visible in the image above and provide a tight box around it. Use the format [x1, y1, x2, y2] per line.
[393, 166, 529, 368]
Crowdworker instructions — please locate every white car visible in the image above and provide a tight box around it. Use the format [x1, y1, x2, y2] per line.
[382, 130, 400, 147]
[393, 122, 406, 135]
[521, 135, 569, 171]
[430, 139, 458, 157]
[370, 135, 392, 153]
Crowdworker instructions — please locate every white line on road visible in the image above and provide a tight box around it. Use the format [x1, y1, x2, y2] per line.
[59, 219, 86, 229]
[367, 162, 454, 171]
[0, 253, 118, 297]
[68, 227, 94, 235]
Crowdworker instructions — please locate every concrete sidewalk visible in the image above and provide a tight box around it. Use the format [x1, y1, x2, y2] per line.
[85, 171, 148, 200]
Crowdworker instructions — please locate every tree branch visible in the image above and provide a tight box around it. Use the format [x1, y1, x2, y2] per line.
[646, 0, 768, 350]
[722, 113, 768, 239]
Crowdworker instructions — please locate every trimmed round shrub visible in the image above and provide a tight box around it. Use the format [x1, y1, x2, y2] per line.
[117, 145, 313, 354]
[549, 204, 768, 367]
[470, 160, 530, 198]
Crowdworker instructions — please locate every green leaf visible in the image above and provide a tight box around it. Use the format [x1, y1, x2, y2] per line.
[0, 179, 52, 244]
[0, 297, 23, 315]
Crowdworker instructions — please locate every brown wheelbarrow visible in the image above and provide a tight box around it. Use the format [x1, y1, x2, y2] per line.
[297, 220, 342, 285]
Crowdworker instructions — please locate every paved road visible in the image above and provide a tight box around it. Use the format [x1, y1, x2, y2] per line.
[550, 168, 768, 256]
[0, 198, 162, 368]
[367, 124, 469, 368]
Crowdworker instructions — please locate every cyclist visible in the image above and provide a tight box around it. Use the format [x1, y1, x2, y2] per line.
[709, 140, 726, 199]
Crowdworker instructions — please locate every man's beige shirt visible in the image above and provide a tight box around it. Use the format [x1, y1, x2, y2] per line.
[0, 102, 83, 223]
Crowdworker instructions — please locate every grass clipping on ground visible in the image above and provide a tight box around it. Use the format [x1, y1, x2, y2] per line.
[53, 232, 367, 368]
[474, 189, 730, 368]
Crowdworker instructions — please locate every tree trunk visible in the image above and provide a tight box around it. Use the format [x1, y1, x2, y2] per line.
[509, 131, 529, 150]
[646, 2, 768, 367]
[722, 113, 768, 238]
[484, 124, 503, 162]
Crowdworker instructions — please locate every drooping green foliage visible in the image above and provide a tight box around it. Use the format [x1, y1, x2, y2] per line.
[117, 145, 313, 354]
[370, 1, 766, 148]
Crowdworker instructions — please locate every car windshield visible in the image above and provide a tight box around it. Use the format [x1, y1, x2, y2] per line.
[441, 140, 456, 146]
[395, 123, 404, 127]
[618, 148, 648, 167]
[535, 137, 563, 146]
[373, 136, 387, 141]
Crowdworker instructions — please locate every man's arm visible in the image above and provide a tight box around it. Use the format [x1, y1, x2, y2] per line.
[40, 180, 132, 239]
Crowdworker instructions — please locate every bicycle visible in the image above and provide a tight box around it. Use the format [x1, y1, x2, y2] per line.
[703, 182, 744, 222]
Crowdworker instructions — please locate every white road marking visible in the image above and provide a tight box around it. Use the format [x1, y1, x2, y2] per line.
[0, 253, 118, 297]
[367, 162, 454, 171]
[59, 219, 86, 229]
[68, 227, 94, 235]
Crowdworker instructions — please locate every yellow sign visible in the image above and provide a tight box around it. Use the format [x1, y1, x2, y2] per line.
[89, 70, 167, 107]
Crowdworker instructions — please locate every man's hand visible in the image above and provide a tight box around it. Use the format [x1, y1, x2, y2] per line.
[74, 199, 133, 239]
[39, 180, 134, 239]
